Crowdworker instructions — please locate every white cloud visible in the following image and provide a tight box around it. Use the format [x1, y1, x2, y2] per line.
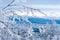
[43, 11, 60, 19]
[15, 9, 60, 19]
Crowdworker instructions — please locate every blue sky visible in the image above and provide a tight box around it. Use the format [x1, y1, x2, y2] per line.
[0, 0, 60, 11]
[27, 0, 60, 5]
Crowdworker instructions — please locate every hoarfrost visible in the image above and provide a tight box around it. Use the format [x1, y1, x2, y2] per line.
[0, 6, 60, 40]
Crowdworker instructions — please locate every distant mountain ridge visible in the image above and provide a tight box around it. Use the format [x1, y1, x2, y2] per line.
[28, 17, 60, 24]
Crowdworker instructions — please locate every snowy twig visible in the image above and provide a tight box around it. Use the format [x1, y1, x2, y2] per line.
[3, 0, 15, 9]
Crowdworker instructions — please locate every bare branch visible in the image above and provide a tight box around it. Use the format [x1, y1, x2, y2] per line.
[3, 0, 15, 9]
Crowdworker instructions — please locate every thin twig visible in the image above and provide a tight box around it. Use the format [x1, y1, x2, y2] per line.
[3, 0, 15, 9]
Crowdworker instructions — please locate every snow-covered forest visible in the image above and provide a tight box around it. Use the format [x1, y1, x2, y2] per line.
[0, 0, 60, 40]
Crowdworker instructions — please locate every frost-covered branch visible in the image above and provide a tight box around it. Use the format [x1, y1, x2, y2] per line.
[3, 0, 15, 9]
